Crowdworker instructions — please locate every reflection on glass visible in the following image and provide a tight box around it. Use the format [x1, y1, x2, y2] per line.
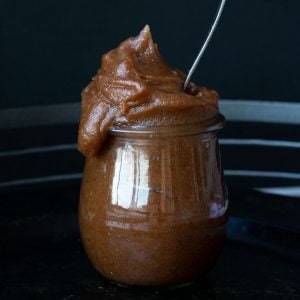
[112, 145, 149, 209]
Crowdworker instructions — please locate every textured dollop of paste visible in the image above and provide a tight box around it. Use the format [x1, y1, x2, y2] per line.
[78, 25, 219, 156]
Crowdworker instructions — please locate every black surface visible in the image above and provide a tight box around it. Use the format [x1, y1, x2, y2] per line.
[1, 0, 300, 109]
[0, 182, 299, 300]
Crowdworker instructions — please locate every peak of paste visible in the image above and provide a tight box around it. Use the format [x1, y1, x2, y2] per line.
[78, 25, 219, 156]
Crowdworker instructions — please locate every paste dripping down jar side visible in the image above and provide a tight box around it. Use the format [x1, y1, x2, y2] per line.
[79, 115, 228, 286]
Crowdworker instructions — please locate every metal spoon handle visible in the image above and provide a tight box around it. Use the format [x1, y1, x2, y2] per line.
[183, 0, 227, 91]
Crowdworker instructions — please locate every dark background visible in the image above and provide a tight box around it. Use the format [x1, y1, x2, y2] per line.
[1, 0, 299, 109]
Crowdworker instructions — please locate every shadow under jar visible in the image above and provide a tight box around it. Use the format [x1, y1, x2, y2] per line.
[79, 114, 228, 287]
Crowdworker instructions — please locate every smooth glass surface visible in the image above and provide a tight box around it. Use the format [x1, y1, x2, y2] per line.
[79, 118, 228, 286]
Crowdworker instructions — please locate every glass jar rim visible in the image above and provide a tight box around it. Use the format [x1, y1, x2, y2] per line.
[109, 113, 225, 137]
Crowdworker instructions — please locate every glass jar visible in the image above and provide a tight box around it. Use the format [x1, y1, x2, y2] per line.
[79, 114, 228, 287]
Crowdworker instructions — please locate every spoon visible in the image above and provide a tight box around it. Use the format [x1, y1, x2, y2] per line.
[183, 0, 227, 91]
